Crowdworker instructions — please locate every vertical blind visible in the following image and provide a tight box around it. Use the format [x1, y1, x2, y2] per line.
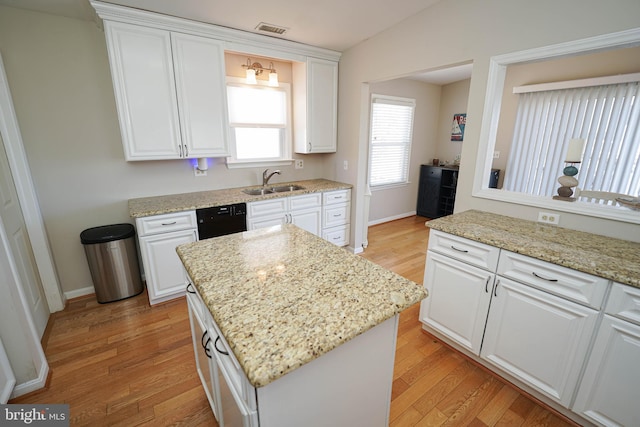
[504, 82, 640, 199]
[369, 95, 416, 187]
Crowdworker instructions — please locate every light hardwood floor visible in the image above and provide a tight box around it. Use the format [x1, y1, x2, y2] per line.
[11, 216, 576, 426]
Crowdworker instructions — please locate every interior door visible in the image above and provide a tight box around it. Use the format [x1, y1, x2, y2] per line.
[0, 134, 49, 337]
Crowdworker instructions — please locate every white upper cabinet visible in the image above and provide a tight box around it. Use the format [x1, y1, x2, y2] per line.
[105, 22, 182, 160]
[293, 58, 338, 153]
[104, 21, 229, 160]
[171, 33, 229, 158]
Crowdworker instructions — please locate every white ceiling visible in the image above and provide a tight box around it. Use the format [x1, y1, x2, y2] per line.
[0, 0, 472, 84]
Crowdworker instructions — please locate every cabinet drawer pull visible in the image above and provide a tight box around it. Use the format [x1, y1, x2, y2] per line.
[333, 196, 343, 199]
[201, 331, 212, 359]
[186, 283, 196, 294]
[451, 245, 469, 253]
[214, 336, 229, 356]
[485, 277, 490, 293]
[494, 280, 500, 297]
[333, 213, 342, 217]
[532, 272, 558, 282]
[161, 221, 177, 226]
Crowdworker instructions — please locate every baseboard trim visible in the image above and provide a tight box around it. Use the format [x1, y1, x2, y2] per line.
[64, 286, 95, 301]
[368, 211, 416, 227]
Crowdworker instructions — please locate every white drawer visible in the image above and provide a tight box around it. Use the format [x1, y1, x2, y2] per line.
[136, 211, 197, 236]
[323, 224, 350, 246]
[427, 230, 500, 272]
[605, 282, 640, 326]
[323, 189, 350, 205]
[289, 193, 322, 211]
[248, 198, 288, 218]
[323, 203, 349, 228]
[497, 250, 609, 309]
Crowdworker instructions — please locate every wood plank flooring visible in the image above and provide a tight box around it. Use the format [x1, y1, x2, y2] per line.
[11, 216, 576, 426]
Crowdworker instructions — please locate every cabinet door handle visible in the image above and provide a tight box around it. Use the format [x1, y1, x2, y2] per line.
[201, 331, 212, 359]
[308, 142, 312, 151]
[214, 336, 229, 356]
[532, 272, 558, 282]
[161, 221, 177, 226]
[494, 280, 500, 297]
[179, 144, 183, 157]
[485, 277, 490, 293]
[184, 144, 188, 157]
[186, 283, 196, 294]
[451, 245, 469, 253]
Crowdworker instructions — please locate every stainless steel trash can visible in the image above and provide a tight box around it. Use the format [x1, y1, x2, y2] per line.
[80, 223, 143, 303]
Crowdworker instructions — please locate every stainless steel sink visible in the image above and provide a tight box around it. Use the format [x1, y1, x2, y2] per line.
[242, 188, 274, 196]
[269, 185, 305, 193]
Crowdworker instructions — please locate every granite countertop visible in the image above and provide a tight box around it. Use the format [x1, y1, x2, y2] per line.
[129, 178, 351, 218]
[426, 210, 640, 288]
[176, 224, 427, 388]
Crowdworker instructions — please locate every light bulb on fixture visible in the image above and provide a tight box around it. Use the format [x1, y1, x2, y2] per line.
[268, 62, 279, 87]
[245, 68, 257, 85]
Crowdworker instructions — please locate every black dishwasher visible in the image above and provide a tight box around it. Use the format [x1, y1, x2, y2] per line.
[196, 203, 247, 240]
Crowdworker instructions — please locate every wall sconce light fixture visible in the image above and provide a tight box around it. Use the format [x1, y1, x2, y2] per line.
[242, 58, 279, 87]
[553, 138, 585, 202]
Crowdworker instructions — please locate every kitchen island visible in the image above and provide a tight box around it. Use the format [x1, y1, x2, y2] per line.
[176, 224, 426, 426]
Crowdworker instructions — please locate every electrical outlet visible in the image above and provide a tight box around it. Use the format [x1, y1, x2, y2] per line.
[493, 151, 501, 159]
[343, 160, 348, 171]
[194, 167, 207, 177]
[295, 159, 304, 169]
[537, 211, 560, 225]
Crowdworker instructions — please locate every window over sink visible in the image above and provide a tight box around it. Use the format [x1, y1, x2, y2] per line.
[226, 77, 292, 168]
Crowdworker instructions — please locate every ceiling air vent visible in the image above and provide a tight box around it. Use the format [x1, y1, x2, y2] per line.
[255, 22, 288, 35]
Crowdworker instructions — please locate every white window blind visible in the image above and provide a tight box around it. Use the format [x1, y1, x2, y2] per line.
[504, 81, 640, 199]
[226, 82, 289, 162]
[368, 95, 415, 187]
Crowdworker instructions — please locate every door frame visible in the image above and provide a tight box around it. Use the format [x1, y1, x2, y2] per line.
[0, 53, 64, 312]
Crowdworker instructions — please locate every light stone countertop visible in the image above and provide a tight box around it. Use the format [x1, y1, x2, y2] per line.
[128, 178, 351, 218]
[426, 210, 640, 288]
[176, 224, 427, 388]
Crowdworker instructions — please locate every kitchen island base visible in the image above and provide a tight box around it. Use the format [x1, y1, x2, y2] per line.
[189, 285, 400, 426]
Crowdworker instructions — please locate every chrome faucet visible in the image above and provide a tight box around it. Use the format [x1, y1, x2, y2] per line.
[262, 169, 281, 186]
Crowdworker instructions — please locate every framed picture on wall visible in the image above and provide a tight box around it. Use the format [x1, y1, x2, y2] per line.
[451, 113, 466, 141]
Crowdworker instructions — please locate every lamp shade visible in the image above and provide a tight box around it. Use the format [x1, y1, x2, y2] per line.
[268, 71, 279, 87]
[565, 138, 585, 162]
[245, 68, 257, 84]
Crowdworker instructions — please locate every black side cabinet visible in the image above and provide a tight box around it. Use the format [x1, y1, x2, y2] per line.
[417, 165, 500, 218]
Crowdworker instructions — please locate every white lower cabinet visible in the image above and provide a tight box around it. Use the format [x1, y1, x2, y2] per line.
[248, 190, 352, 247]
[420, 251, 494, 355]
[419, 230, 636, 425]
[248, 194, 321, 236]
[321, 189, 351, 246]
[480, 277, 598, 406]
[572, 283, 640, 427]
[136, 211, 197, 305]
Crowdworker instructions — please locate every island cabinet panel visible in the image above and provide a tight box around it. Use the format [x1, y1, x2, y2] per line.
[257, 316, 398, 427]
[420, 251, 494, 355]
[480, 277, 598, 407]
[572, 283, 640, 427]
[419, 226, 626, 425]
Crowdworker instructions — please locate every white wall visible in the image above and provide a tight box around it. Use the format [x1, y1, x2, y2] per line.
[0, 6, 334, 296]
[337, 0, 640, 249]
[367, 78, 440, 223]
